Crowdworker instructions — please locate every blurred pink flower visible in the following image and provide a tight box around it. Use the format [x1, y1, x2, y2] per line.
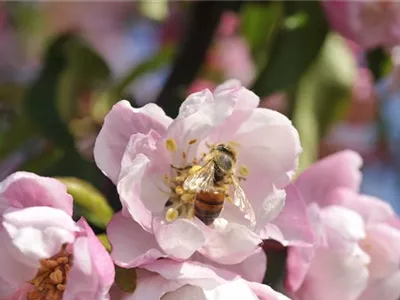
[217, 11, 240, 37]
[119, 260, 290, 300]
[322, 1, 400, 49]
[215, 37, 256, 87]
[0, 172, 114, 299]
[94, 79, 301, 267]
[282, 151, 400, 300]
[186, 79, 217, 96]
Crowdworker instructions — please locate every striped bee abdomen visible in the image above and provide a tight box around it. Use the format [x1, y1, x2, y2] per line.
[194, 191, 225, 225]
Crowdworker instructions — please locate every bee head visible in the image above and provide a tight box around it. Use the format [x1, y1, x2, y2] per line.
[215, 143, 237, 161]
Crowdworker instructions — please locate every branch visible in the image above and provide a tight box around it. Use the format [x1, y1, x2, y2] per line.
[155, 1, 243, 118]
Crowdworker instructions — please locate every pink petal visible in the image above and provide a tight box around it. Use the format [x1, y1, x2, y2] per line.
[295, 246, 369, 300]
[168, 91, 236, 165]
[153, 217, 207, 260]
[213, 80, 260, 110]
[94, 101, 172, 183]
[204, 279, 259, 299]
[199, 219, 262, 264]
[122, 268, 181, 300]
[295, 150, 362, 207]
[64, 218, 114, 300]
[359, 271, 400, 300]
[331, 188, 395, 224]
[248, 282, 291, 300]
[0, 172, 73, 216]
[362, 223, 400, 279]
[107, 213, 166, 268]
[162, 285, 207, 300]
[270, 184, 314, 245]
[2, 207, 78, 267]
[118, 131, 170, 229]
[319, 206, 366, 252]
[142, 260, 237, 289]
[0, 230, 36, 296]
[192, 248, 267, 283]
[178, 89, 215, 119]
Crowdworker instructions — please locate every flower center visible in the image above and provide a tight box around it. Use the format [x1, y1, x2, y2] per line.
[27, 244, 72, 300]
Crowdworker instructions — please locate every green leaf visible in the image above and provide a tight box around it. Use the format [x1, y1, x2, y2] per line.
[56, 177, 113, 228]
[97, 234, 111, 252]
[293, 33, 356, 173]
[115, 266, 137, 294]
[241, 2, 283, 67]
[23, 33, 75, 148]
[57, 36, 111, 122]
[252, 1, 329, 97]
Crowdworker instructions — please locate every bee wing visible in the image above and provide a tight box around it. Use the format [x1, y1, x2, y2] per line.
[183, 160, 215, 192]
[231, 177, 256, 226]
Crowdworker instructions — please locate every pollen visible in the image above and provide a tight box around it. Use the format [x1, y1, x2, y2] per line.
[189, 165, 202, 175]
[27, 244, 72, 300]
[239, 166, 250, 177]
[175, 186, 184, 195]
[165, 139, 177, 152]
[165, 208, 179, 222]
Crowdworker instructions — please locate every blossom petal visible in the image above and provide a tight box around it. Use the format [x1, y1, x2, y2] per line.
[319, 206, 366, 252]
[107, 213, 166, 268]
[295, 246, 369, 300]
[64, 218, 114, 300]
[167, 92, 235, 165]
[359, 271, 400, 300]
[213, 80, 260, 110]
[199, 219, 262, 264]
[118, 131, 170, 229]
[361, 223, 400, 280]
[178, 89, 214, 119]
[295, 150, 362, 207]
[0, 172, 73, 216]
[2, 207, 78, 267]
[94, 100, 172, 183]
[204, 279, 259, 300]
[192, 248, 267, 283]
[122, 268, 181, 300]
[247, 281, 291, 300]
[269, 184, 314, 245]
[330, 188, 395, 224]
[153, 218, 207, 260]
[0, 230, 37, 296]
[162, 285, 207, 300]
[143, 260, 237, 289]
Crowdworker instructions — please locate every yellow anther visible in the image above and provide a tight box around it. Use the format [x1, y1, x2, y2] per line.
[165, 208, 179, 222]
[165, 139, 177, 152]
[181, 193, 194, 203]
[175, 186, 184, 195]
[188, 139, 197, 145]
[189, 165, 202, 175]
[239, 166, 250, 177]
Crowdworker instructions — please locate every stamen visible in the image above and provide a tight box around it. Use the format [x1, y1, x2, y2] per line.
[165, 208, 179, 222]
[165, 139, 177, 152]
[181, 193, 195, 203]
[27, 244, 72, 300]
[175, 186, 184, 195]
[239, 166, 250, 177]
[188, 139, 197, 145]
[187, 207, 195, 219]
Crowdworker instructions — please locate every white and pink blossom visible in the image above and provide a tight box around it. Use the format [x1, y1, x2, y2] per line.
[0, 172, 115, 299]
[94, 79, 301, 267]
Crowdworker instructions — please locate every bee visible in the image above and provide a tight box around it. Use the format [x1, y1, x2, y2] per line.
[183, 143, 256, 226]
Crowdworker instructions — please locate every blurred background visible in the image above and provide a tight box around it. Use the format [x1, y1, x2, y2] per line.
[1, 1, 400, 233]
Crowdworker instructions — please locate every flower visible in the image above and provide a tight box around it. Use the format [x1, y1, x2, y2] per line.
[322, 0, 400, 49]
[281, 151, 400, 300]
[94, 79, 301, 266]
[0, 171, 114, 299]
[118, 259, 290, 300]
